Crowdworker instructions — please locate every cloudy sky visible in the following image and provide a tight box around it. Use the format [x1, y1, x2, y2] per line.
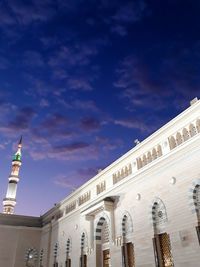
[0, 0, 199, 216]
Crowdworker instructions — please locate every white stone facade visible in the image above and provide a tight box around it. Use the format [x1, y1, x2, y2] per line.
[1, 100, 200, 267]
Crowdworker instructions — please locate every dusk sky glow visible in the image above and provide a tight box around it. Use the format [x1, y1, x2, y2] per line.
[0, 0, 200, 216]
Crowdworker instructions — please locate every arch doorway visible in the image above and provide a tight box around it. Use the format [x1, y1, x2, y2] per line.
[152, 199, 174, 267]
[95, 216, 111, 267]
[121, 214, 135, 267]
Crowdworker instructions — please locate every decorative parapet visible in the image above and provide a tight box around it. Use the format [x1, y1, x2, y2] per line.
[78, 191, 91, 206]
[112, 164, 132, 185]
[168, 118, 200, 150]
[136, 144, 163, 170]
[96, 181, 106, 195]
[65, 200, 76, 215]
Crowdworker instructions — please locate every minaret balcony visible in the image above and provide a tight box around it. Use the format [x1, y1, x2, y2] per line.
[8, 175, 19, 183]
[12, 160, 22, 166]
[3, 198, 16, 206]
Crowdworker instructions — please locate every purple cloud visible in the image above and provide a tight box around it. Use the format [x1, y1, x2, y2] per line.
[80, 117, 101, 131]
[8, 106, 36, 130]
[53, 142, 90, 153]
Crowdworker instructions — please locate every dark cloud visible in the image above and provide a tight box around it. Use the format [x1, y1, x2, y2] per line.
[80, 117, 101, 131]
[41, 113, 68, 129]
[8, 106, 36, 130]
[31, 113, 73, 142]
[53, 141, 90, 153]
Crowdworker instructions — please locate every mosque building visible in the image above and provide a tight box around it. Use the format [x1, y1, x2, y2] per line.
[0, 98, 200, 267]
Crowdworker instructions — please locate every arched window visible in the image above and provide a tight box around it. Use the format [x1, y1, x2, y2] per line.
[168, 136, 176, 150]
[142, 155, 147, 166]
[125, 166, 128, 176]
[121, 213, 133, 238]
[121, 168, 125, 178]
[152, 199, 168, 233]
[196, 119, 200, 133]
[182, 128, 190, 141]
[189, 123, 197, 137]
[157, 145, 162, 157]
[176, 132, 183, 145]
[136, 158, 142, 169]
[147, 152, 152, 163]
[152, 148, 157, 160]
[117, 171, 121, 179]
[128, 164, 132, 175]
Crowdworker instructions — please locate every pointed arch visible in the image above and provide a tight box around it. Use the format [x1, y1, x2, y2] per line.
[196, 119, 200, 133]
[80, 230, 88, 251]
[176, 132, 183, 145]
[136, 157, 143, 169]
[152, 148, 157, 159]
[189, 123, 197, 137]
[151, 198, 168, 233]
[168, 136, 176, 150]
[157, 145, 162, 157]
[121, 211, 133, 238]
[182, 128, 190, 141]
[147, 151, 152, 163]
[95, 213, 111, 243]
[142, 154, 147, 166]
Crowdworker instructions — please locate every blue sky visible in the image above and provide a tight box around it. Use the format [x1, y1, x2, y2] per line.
[0, 0, 199, 216]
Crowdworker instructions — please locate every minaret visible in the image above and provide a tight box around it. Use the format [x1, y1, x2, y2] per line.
[3, 137, 22, 214]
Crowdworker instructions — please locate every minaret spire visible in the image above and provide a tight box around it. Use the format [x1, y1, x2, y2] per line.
[19, 135, 22, 146]
[3, 137, 23, 214]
